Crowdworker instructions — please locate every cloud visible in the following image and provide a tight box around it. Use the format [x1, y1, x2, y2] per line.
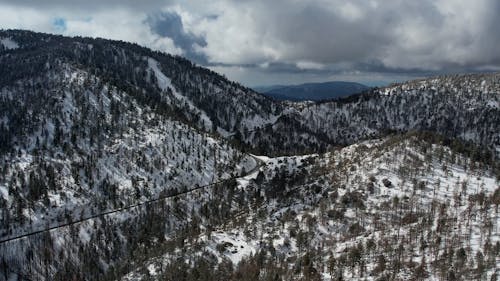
[0, 0, 499, 86]
[1, 0, 174, 12]
[0, 3, 183, 55]
[296, 61, 325, 70]
[181, 0, 499, 72]
[146, 11, 208, 64]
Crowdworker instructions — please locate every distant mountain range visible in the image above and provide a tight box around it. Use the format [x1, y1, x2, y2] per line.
[254, 81, 370, 101]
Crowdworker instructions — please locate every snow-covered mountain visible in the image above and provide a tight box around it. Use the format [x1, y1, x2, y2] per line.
[124, 133, 500, 281]
[0, 30, 498, 281]
[2, 31, 498, 157]
[0, 30, 259, 280]
[0, 61, 257, 238]
[244, 73, 500, 155]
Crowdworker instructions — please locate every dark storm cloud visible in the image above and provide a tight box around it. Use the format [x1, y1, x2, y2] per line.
[244, 0, 499, 69]
[260, 3, 392, 63]
[146, 11, 208, 64]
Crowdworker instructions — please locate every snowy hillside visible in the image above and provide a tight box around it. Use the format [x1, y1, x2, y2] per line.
[123, 133, 499, 281]
[2, 31, 498, 157]
[0, 37, 18, 50]
[0, 30, 280, 141]
[299, 73, 500, 150]
[0, 30, 498, 281]
[0, 54, 258, 280]
[244, 73, 500, 156]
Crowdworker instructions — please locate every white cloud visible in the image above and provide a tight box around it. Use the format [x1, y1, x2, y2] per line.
[0, 5, 55, 32]
[296, 61, 325, 70]
[0, 3, 183, 55]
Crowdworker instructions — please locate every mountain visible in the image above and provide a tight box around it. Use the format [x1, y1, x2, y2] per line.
[124, 133, 500, 281]
[255, 81, 370, 101]
[0, 30, 499, 281]
[252, 84, 288, 94]
[0, 30, 261, 280]
[244, 74, 500, 157]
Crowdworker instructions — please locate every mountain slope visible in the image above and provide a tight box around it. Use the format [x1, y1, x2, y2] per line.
[1, 30, 499, 158]
[0, 30, 280, 139]
[123, 133, 500, 281]
[0, 30, 261, 281]
[244, 73, 500, 156]
[301, 74, 500, 150]
[0, 62, 258, 238]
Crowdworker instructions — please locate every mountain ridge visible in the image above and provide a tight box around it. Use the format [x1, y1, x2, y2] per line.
[254, 81, 370, 101]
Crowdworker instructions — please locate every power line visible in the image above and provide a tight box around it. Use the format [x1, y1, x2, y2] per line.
[0, 157, 264, 244]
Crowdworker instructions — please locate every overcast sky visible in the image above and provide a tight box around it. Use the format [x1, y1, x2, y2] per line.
[1, 0, 499, 87]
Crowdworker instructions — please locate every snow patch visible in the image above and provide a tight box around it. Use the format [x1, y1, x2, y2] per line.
[210, 231, 258, 264]
[147, 264, 158, 276]
[0, 184, 8, 200]
[0, 37, 19, 50]
[147, 57, 172, 91]
[147, 57, 213, 129]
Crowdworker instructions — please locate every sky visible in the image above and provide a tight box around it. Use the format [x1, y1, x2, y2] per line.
[0, 0, 499, 87]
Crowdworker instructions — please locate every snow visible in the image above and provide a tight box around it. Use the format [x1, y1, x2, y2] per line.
[99, 132, 500, 281]
[251, 154, 272, 163]
[147, 264, 157, 276]
[79, 227, 91, 244]
[0, 62, 257, 252]
[0, 185, 8, 200]
[209, 231, 258, 264]
[197, 137, 499, 279]
[236, 164, 260, 189]
[147, 57, 172, 91]
[148, 57, 214, 129]
[486, 99, 499, 109]
[0, 37, 19, 50]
